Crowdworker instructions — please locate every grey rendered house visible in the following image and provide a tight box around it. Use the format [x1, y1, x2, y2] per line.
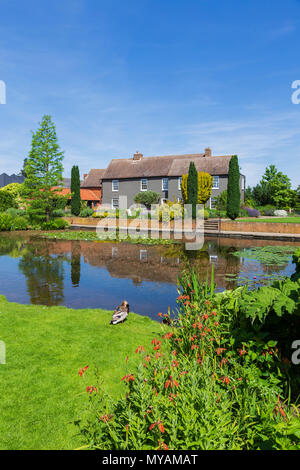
[100, 148, 245, 210]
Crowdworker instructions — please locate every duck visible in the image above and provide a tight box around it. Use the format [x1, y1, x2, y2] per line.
[110, 301, 130, 325]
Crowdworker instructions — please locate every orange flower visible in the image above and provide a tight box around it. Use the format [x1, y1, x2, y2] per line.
[158, 440, 169, 450]
[135, 345, 145, 354]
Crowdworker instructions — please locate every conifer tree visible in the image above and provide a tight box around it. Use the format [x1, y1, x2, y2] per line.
[71, 165, 81, 216]
[187, 162, 198, 219]
[226, 155, 240, 220]
[23, 115, 64, 223]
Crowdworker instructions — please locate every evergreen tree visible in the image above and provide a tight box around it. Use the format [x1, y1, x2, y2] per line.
[187, 162, 198, 219]
[226, 155, 240, 220]
[71, 165, 81, 216]
[23, 115, 64, 223]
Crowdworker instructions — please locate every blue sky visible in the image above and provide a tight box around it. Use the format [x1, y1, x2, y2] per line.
[0, 0, 300, 187]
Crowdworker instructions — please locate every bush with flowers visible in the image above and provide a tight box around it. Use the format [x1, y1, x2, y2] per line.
[75, 263, 300, 450]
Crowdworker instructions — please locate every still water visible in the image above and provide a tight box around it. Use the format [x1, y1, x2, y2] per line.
[0, 233, 298, 320]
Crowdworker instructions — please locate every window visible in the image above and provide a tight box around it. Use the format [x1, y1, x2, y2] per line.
[210, 255, 218, 264]
[210, 197, 217, 209]
[162, 177, 168, 191]
[140, 250, 148, 262]
[141, 178, 148, 191]
[178, 176, 182, 191]
[241, 176, 245, 191]
[212, 176, 219, 189]
[112, 179, 119, 191]
[112, 198, 119, 209]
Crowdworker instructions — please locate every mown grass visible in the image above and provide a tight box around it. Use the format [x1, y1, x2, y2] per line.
[0, 296, 162, 450]
[241, 217, 300, 224]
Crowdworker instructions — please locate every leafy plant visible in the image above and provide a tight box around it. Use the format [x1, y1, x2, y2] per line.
[226, 155, 241, 220]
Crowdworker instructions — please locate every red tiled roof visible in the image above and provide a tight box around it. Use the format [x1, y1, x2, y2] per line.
[52, 187, 101, 201]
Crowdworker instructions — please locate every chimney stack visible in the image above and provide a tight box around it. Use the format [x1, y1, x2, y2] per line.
[83, 173, 88, 180]
[204, 147, 212, 157]
[133, 151, 143, 161]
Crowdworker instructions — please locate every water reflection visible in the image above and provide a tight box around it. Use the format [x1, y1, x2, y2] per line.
[0, 233, 298, 319]
[18, 239, 66, 306]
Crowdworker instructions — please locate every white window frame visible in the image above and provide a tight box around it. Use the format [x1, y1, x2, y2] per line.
[112, 198, 119, 209]
[140, 178, 148, 191]
[212, 176, 219, 189]
[178, 176, 182, 191]
[112, 179, 119, 191]
[140, 250, 148, 262]
[210, 197, 217, 209]
[162, 177, 168, 191]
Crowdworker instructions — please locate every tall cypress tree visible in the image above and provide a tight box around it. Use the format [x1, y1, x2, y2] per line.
[71, 165, 81, 216]
[187, 162, 198, 219]
[226, 155, 241, 220]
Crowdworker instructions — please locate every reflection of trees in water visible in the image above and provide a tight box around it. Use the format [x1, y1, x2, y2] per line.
[0, 236, 27, 258]
[162, 241, 241, 290]
[18, 239, 66, 306]
[71, 241, 81, 287]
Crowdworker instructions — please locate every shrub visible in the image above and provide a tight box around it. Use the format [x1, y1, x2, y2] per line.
[134, 191, 161, 209]
[5, 207, 27, 218]
[260, 205, 276, 216]
[0, 190, 17, 212]
[79, 207, 94, 217]
[12, 216, 28, 231]
[155, 202, 183, 222]
[274, 210, 288, 217]
[41, 219, 70, 230]
[245, 207, 260, 218]
[0, 213, 14, 231]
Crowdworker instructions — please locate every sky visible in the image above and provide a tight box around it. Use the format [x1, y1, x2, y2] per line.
[0, 0, 300, 187]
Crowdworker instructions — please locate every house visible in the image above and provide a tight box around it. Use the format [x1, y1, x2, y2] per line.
[0, 173, 24, 188]
[100, 148, 245, 210]
[52, 173, 104, 209]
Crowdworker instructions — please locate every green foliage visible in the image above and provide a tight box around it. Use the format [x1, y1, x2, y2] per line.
[134, 191, 161, 209]
[77, 266, 300, 450]
[23, 115, 65, 223]
[0, 213, 28, 231]
[226, 155, 240, 220]
[41, 218, 70, 231]
[154, 202, 183, 222]
[79, 207, 94, 217]
[214, 190, 227, 211]
[0, 190, 17, 212]
[187, 162, 198, 219]
[71, 165, 81, 216]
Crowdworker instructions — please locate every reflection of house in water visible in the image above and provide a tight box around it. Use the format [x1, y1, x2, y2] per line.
[45, 238, 242, 290]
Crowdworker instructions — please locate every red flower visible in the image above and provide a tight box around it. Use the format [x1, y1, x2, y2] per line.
[165, 375, 179, 389]
[135, 345, 145, 354]
[78, 365, 89, 377]
[121, 374, 134, 382]
[100, 414, 113, 423]
[158, 440, 169, 450]
[216, 348, 226, 355]
[220, 376, 230, 385]
[86, 385, 97, 394]
[149, 421, 165, 433]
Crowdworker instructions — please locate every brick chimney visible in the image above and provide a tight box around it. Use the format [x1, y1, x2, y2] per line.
[133, 151, 143, 161]
[83, 173, 88, 180]
[204, 147, 212, 157]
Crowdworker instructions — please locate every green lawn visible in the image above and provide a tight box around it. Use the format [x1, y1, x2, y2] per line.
[240, 217, 300, 224]
[0, 296, 162, 450]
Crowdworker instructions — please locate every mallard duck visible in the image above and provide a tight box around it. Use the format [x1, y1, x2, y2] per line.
[110, 301, 130, 325]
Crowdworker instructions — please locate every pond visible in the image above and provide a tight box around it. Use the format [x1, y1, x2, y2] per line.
[0, 232, 299, 321]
